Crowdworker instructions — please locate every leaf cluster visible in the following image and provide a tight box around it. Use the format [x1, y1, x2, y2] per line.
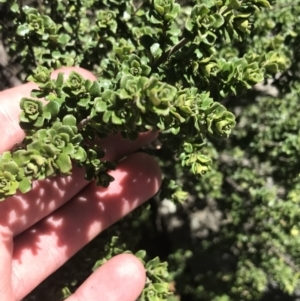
[0, 62, 237, 200]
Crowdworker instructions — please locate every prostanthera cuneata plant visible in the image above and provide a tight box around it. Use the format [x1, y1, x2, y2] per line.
[0, 0, 285, 202]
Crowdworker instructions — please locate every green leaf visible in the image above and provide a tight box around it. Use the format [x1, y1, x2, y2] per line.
[16, 24, 30, 36]
[111, 112, 122, 125]
[63, 115, 77, 127]
[94, 98, 108, 112]
[89, 81, 101, 96]
[51, 50, 61, 59]
[18, 177, 32, 194]
[103, 111, 112, 123]
[55, 73, 64, 87]
[212, 13, 224, 28]
[43, 101, 60, 119]
[57, 33, 71, 45]
[3, 162, 19, 175]
[153, 283, 169, 294]
[135, 250, 147, 260]
[155, 5, 164, 16]
[33, 116, 45, 127]
[146, 257, 160, 269]
[71, 147, 87, 162]
[77, 97, 91, 108]
[10, 2, 19, 12]
[56, 153, 72, 174]
[229, 0, 241, 9]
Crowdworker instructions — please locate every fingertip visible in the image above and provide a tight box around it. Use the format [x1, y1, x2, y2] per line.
[108, 253, 146, 288]
[75, 151, 162, 232]
[100, 130, 159, 161]
[70, 254, 146, 301]
[121, 152, 162, 192]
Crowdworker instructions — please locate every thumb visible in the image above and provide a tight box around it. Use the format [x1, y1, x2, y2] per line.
[65, 254, 146, 301]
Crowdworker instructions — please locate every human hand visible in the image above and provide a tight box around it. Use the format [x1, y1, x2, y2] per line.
[0, 67, 162, 301]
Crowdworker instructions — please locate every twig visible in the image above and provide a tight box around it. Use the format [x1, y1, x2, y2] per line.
[152, 37, 190, 68]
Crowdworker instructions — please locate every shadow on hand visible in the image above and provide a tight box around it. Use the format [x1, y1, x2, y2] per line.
[0, 165, 89, 238]
[12, 152, 160, 266]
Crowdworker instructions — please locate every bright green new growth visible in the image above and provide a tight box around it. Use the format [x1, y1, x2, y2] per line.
[0, 0, 285, 202]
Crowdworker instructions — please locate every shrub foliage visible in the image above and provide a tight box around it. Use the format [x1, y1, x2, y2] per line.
[0, 0, 299, 300]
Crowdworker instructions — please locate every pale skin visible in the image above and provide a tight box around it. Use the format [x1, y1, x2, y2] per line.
[0, 67, 162, 301]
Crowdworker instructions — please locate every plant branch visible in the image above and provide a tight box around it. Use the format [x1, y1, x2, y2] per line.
[152, 37, 190, 68]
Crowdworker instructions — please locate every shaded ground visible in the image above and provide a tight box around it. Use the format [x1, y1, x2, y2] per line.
[0, 40, 22, 91]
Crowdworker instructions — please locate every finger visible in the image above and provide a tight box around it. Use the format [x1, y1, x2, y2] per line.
[0, 67, 97, 154]
[66, 254, 146, 301]
[0, 67, 97, 237]
[11, 152, 161, 300]
[0, 68, 158, 236]
[0, 67, 96, 301]
[0, 131, 157, 237]
[0, 227, 14, 301]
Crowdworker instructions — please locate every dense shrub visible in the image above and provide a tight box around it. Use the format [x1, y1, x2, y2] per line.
[1, 0, 300, 300]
